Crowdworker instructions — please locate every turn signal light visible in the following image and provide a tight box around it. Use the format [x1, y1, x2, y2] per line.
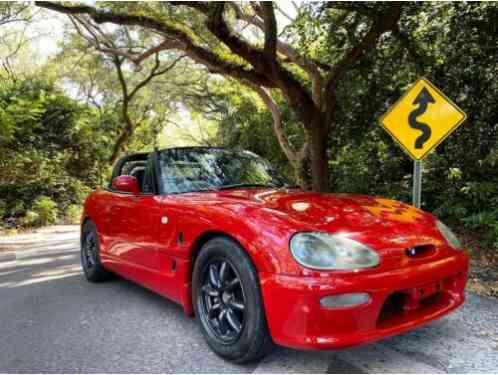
[320, 293, 370, 308]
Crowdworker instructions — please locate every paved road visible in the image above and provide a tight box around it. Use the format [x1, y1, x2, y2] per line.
[1, 228, 498, 373]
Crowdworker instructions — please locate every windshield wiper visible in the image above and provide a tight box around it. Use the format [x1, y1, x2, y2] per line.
[217, 183, 281, 190]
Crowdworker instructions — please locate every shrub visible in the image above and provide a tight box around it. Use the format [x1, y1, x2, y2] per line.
[22, 210, 40, 227]
[65, 204, 82, 224]
[0, 199, 5, 220]
[462, 210, 498, 250]
[32, 196, 58, 226]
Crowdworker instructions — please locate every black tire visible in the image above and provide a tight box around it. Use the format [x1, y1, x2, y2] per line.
[192, 236, 273, 363]
[81, 220, 112, 282]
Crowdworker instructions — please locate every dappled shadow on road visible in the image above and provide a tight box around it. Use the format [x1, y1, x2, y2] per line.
[1, 261, 451, 374]
[0, 231, 79, 252]
[0, 247, 185, 316]
[0, 251, 257, 373]
[254, 324, 451, 373]
[91, 278, 258, 372]
[0, 248, 81, 288]
[2, 243, 497, 373]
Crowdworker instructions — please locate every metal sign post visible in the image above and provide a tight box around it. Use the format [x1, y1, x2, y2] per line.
[412, 160, 422, 208]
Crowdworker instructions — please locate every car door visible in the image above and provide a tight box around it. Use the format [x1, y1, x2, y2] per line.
[151, 150, 198, 301]
[109, 156, 162, 272]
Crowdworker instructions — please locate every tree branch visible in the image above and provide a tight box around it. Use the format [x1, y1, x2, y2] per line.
[245, 82, 300, 164]
[109, 56, 132, 163]
[35, 1, 275, 87]
[189, 2, 270, 74]
[171, 1, 318, 123]
[325, 2, 381, 18]
[324, 3, 402, 118]
[113, 57, 129, 100]
[261, 2, 277, 58]
[392, 25, 425, 74]
[229, 2, 325, 107]
[274, 3, 294, 22]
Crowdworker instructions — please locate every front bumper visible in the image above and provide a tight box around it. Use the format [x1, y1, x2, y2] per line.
[259, 251, 468, 350]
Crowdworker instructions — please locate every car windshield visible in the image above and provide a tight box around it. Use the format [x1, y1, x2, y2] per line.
[157, 148, 291, 194]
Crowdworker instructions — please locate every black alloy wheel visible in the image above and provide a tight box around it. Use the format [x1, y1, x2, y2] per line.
[82, 230, 97, 271]
[200, 259, 246, 343]
[80, 220, 112, 282]
[193, 236, 273, 363]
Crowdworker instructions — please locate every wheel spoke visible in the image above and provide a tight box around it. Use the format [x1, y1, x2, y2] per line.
[84, 236, 92, 249]
[208, 302, 221, 319]
[228, 300, 245, 311]
[87, 252, 94, 266]
[226, 309, 242, 333]
[223, 278, 240, 291]
[217, 308, 227, 323]
[202, 284, 219, 297]
[219, 261, 228, 284]
[87, 233, 95, 247]
[209, 264, 221, 288]
[218, 310, 230, 335]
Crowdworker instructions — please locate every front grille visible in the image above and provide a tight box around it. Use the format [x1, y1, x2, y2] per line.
[377, 287, 446, 329]
[376, 273, 465, 330]
[377, 292, 407, 323]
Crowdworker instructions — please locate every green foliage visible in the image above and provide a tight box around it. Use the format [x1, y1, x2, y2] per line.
[200, 80, 304, 182]
[31, 196, 58, 226]
[0, 75, 118, 228]
[211, 2, 498, 248]
[21, 210, 40, 227]
[462, 211, 498, 249]
[65, 204, 83, 224]
[0, 199, 5, 219]
[1, 2, 497, 252]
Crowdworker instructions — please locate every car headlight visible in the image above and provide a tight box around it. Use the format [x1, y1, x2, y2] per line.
[289, 232, 380, 270]
[436, 220, 462, 249]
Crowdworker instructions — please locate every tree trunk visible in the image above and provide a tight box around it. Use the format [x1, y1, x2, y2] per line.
[293, 155, 311, 191]
[109, 107, 134, 164]
[109, 128, 131, 164]
[308, 116, 329, 192]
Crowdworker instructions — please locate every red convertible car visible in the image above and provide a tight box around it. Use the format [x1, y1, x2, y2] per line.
[81, 147, 468, 362]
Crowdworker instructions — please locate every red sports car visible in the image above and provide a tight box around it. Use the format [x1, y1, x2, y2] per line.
[81, 147, 468, 363]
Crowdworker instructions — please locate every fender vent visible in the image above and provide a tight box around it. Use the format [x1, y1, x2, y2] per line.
[405, 244, 435, 258]
[178, 232, 185, 244]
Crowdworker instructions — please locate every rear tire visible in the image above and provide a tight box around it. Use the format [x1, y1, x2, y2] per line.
[81, 220, 112, 282]
[192, 237, 273, 363]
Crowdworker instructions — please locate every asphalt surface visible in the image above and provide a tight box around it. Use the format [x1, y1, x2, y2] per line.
[1, 227, 498, 373]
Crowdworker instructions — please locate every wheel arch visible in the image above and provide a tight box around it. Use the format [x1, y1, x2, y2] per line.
[181, 229, 277, 317]
[188, 229, 278, 275]
[190, 231, 243, 269]
[80, 216, 106, 251]
[80, 216, 92, 242]
[81, 216, 92, 226]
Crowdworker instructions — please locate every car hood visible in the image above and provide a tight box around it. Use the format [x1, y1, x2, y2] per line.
[214, 188, 445, 253]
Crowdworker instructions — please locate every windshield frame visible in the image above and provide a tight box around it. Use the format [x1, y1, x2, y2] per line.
[155, 147, 291, 195]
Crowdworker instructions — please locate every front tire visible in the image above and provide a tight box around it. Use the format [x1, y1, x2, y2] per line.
[192, 237, 273, 363]
[81, 220, 112, 282]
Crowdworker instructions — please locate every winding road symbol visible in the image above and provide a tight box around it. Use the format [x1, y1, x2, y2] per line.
[408, 87, 435, 149]
[379, 77, 466, 161]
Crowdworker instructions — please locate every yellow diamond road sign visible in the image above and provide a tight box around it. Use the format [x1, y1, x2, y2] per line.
[379, 78, 467, 160]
